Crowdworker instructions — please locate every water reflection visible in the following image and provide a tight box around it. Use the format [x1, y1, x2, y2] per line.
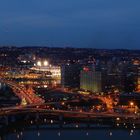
[2, 129, 140, 140]
[0, 82, 6, 90]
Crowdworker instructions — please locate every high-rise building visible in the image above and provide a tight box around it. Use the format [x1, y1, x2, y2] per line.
[80, 66, 102, 92]
[137, 66, 140, 92]
[61, 64, 82, 88]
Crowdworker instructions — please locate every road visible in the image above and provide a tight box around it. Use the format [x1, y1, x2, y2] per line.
[0, 78, 45, 104]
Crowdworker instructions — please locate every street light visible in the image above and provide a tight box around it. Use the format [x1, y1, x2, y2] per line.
[130, 102, 134, 107]
[129, 101, 135, 110]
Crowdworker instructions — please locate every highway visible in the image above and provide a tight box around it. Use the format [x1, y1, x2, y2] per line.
[0, 104, 139, 120]
[0, 78, 45, 104]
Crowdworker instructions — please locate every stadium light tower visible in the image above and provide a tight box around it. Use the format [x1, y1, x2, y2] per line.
[44, 60, 49, 66]
[37, 61, 42, 66]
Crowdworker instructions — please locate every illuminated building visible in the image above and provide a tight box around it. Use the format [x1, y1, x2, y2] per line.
[30, 66, 61, 78]
[30, 62, 61, 78]
[80, 66, 102, 92]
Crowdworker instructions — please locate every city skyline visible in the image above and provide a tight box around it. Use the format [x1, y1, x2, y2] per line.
[0, 42, 140, 140]
[0, 0, 140, 49]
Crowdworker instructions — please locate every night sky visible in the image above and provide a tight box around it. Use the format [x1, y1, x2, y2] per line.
[0, 0, 140, 49]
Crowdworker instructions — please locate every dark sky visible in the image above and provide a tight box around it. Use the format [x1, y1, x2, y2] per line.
[0, 0, 140, 49]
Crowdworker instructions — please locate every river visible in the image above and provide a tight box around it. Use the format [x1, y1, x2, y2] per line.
[3, 128, 140, 140]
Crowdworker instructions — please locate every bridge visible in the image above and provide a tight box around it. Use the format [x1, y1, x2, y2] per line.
[0, 109, 139, 138]
[0, 105, 140, 126]
[0, 100, 140, 137]
[0, 106, 140, 138]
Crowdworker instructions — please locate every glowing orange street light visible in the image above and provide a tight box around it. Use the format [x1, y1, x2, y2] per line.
[61, 102, 65, 105]
[130, 102, 134, 107]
